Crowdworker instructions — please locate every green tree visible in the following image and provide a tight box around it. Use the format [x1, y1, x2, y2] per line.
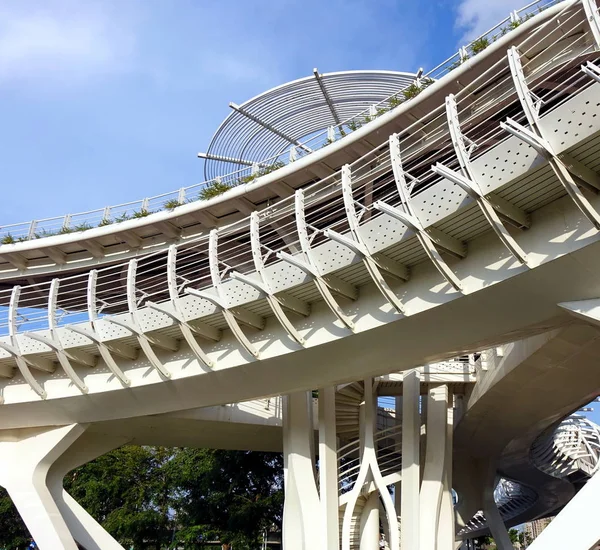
[0, 488, 30, 550]
[64, 445, 176, 549]
[168, 449, 283, 548]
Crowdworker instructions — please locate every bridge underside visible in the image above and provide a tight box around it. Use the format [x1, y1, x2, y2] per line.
[1, 1, 600, 549]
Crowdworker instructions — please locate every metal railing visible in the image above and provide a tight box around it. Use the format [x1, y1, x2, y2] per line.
[0, 0, 592, 338]
[0, 0, 562, 245]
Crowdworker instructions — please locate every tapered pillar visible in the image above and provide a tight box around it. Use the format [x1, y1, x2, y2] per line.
[420, 385, 449, 550]
[360, 491, 380, 550]
[0, 425, 85, 550]
[47, 430, 129, 550]
[319, 386, 340, 550]
[283, 391, 321, 550]
[0, 424, 129, 550]
[483, 484, 513, 550]
[401, 370, 421, 550]
[437, 391, 454, 549]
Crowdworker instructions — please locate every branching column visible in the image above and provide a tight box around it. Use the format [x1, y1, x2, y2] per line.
[0, 424, 128, 550]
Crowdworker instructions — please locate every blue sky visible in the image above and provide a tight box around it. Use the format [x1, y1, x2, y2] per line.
[0, 0, 527, 224]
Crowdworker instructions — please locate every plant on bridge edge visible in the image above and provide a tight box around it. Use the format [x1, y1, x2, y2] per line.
[471, 36, 489, 55]
[163, 199, 183, 211]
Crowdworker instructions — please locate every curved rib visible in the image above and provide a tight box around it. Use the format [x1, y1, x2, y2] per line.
[185, 230, 259, 359]
[441, 94, 529, 264]
[243, 212, 305, 346]
[6, 286, 46, 398]
[507, 47, 600, 230]
[278, 189, 355, 331]
[338, 164, 407, 314]
[382, 133, 463, 291]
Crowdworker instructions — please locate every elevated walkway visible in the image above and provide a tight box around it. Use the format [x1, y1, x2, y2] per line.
[0, 1, 600, 549]
[0, 0, 599, 422]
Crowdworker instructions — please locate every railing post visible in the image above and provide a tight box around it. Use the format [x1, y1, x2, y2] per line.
[327, 125, 335, 142]
[28, 220, 38, 240]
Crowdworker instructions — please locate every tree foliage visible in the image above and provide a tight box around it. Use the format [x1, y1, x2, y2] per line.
[0, 488, 29, 550]
[0, 446, 283, 550]
[168, 449, 283, 548]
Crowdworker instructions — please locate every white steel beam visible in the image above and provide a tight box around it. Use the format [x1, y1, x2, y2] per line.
[24, 279, 89, 394]
[277, 189, 356, 330]
[342, 378, 399, 550]
[582, 61, 600, 84]
[197, 151, 260, 166]
[155, 221, 181, 239]
[313, 68, 343, 130]
[333, 164, 407, 314]
[229, 102, 312, 153]
[44, 247, 67, 265]
[506, 47, 600, 230]
[145, 245, 213, 369]
[318, 386, 340, 550]
[583, 0, 600, 48]
[438, 94, 529, 264]
[4, 285, 46, 398]
[3, 252, 28, 270]
[375, 134, 463, 290]
[104, 259, 172, 379]
[419, 385, 449, 550]
[81, 240, 105, 259]
[186, 230, 260, 358]
[119, 231, 142, 249]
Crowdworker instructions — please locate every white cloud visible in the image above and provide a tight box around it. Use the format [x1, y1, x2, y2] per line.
[455, 0, 525, 43]
[0, 1, 136, 85]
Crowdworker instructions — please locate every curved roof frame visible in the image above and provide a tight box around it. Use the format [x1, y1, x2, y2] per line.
[200, 70, 417, 180]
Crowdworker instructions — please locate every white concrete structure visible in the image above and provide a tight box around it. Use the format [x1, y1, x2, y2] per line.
[1, 0, 600, 548]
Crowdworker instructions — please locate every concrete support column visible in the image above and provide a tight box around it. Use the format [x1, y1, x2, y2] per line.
[47, 431, 129, 550]
[437, 390, 455, 550]
[401, 370, 420, 550]
[283, 391, 321, 550]
[319, 386, 339, 550]
[483, 490, 513, 550]
[342, 379, 399, 550]
[393, 395, 402, 516]
[420, 385, 449, 550]
[527, 465, 600, 550]
[0, 424, 129, 550]
[482, 473, 512, 550]
[0, 425, 84, 550]
[360, 491, 380, 550]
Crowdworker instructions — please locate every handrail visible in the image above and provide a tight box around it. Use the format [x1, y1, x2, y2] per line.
[0, 0, 589, 341]
[0, 0, 561, 245]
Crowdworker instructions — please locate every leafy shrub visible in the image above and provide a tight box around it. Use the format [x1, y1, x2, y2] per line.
[471, 37, 489, 55]
[199, 180, 233, 200]
[163, 199, 182, 211]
